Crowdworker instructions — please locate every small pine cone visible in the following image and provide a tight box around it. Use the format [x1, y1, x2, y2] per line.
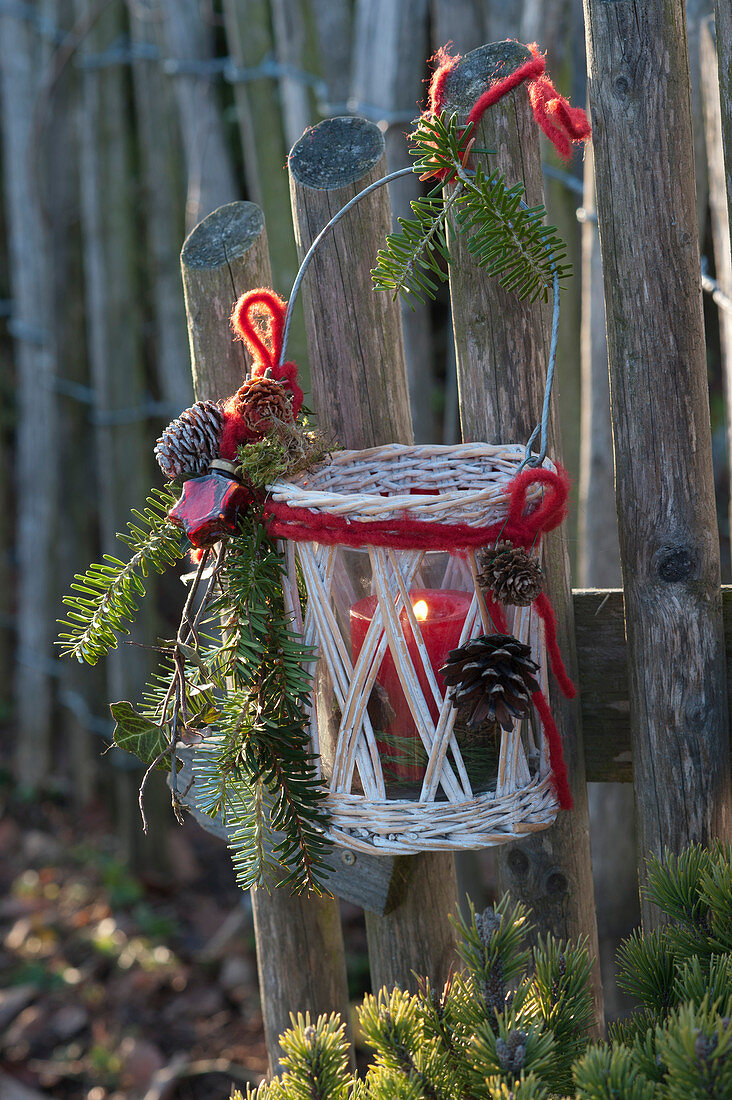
[439, 633, 540, 731]
[478, 541, 544, 606]
[154, 400, 224, 479]
[495, 1029, 528, 1074]
[232, 374, 294, 439]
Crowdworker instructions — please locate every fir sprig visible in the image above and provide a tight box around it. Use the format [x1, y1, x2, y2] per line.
[57, 487, 183, 664]
[193, 522, 332, 895]
[372, 112, 569, 306]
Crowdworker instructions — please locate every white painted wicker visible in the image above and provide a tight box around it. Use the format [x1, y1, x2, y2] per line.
[272, 442, 560, 854]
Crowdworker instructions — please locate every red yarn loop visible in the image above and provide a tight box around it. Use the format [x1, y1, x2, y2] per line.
[220, 289, 304, 459]
[505, 465, 570, 538]
[426, 41, 590, 163]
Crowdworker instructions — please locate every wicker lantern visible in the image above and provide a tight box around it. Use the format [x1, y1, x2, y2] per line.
[266, 441, 573, 856]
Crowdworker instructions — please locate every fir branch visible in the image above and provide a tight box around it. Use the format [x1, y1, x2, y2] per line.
[453, 161, 568, 302]
[359, 988, 453, 1100]
[656, 999, 732, 1100]
[194, 522, 332, 894]
[372, 185, 462, 307]
[58, 486, 183, 665]
[371, 112, 570, 307]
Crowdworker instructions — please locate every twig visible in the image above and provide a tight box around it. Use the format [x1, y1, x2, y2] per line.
[138, 544, 226, 829]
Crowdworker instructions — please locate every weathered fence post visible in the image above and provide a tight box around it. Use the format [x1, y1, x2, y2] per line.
[76, 0, 163, 868]
[0, 3, 57, 789]
[180, 202, 352, 1070]
[583, 0, 732, 926]
[288, 116, 460, 993]
[127, 0, 192, 411]
[578, 147, 620, 592]
[440, 43, 603, 1029]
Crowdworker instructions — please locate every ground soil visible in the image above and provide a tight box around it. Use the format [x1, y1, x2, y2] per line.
[0, 783, 369, 1100]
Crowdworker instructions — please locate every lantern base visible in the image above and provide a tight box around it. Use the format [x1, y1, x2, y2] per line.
[323, 771, 559, 855]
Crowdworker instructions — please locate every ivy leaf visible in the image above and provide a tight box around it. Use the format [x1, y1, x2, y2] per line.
[110, 701, 171, 770]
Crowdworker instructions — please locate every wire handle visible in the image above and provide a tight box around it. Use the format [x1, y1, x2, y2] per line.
[279, 168, 559, 470]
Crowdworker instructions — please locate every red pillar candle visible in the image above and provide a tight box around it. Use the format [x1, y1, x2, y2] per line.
[349, 589, 472, 782]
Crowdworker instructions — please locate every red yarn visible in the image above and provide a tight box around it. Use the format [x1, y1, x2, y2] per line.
[533, 689, 573, 809]
[265, 465, 570, 552]
[464, 52, 544, 125]
[534, 593, 575, 700]
[426, 44, 462, 116]
[528, 74, 592, 160]
[426, 41, 590, 163]
[220, 289, 305, 460]
[505, 465, 570, 543]
[230, 288, 285, 373]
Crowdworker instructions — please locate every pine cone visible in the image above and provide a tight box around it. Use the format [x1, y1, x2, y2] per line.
[154, 400, 224, 479]
[439, 633, 539, 731]
[232, 375, 294, 439]
[478, 541, 544, 606]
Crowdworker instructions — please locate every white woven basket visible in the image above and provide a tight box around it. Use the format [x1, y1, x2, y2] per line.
[271, 442, 560, 854]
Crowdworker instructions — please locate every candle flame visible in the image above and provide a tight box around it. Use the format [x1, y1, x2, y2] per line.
[413, 599, 429, 621]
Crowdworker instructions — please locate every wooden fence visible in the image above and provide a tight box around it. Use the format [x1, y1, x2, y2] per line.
[2, 0, 732, 1074]
[173, 17, 732, 1068]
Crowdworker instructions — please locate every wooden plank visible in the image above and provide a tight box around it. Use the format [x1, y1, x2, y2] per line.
[128, 0, 192, 411]
[49, 5, 97, 806]
[584, 0, 732, 928]
[180, 201, 352, 1072]
[76, 0, 162, 868]
[351, 0, 433, 441]
[440, 42, 603, 1031]
[271, 0, 312, 150]
[577, 587, 732, 782]
[0, 0, 56, 788]
[288, 117, 412, 449]
[288, 115, 461, 994]
[686, 0, 714, 237]
[574, 590, 630, 782]
[578, 146, 621, 591]
[715, 1, 732, 245]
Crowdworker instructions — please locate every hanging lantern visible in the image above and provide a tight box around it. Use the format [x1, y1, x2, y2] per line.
[265, 443, 573, 855]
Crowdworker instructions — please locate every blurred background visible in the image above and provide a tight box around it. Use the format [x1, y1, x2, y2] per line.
[1, 1, 730, 1097]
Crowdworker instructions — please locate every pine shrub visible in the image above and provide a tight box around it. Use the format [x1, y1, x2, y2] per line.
[233, 843, 731, 1099]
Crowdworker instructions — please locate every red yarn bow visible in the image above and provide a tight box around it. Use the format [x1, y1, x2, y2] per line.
[219, 289, 304, 460]
[427, 41, 590, 162]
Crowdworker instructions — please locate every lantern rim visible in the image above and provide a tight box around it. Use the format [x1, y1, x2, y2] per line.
[267, 442, 556, 535]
